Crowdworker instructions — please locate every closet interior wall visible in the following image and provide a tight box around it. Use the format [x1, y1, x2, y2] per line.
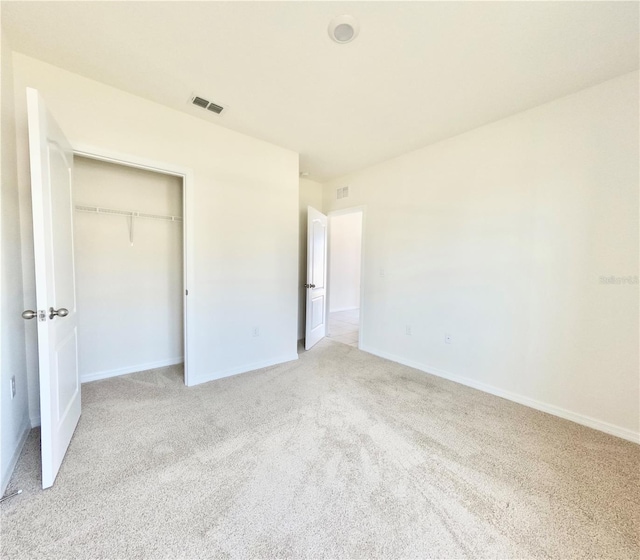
[73, 156, 184, 382]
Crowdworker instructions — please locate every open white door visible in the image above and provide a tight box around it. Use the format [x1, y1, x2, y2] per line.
[305, 206, 328, 350]
[26, 88, 81, 489]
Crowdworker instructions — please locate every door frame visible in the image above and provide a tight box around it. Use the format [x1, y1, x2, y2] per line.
[71, 143, 195, 386]
[326, 205, 366, 349]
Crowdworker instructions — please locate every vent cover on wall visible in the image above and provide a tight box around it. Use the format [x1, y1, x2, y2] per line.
[191, 95, 224, 115]
[337, 186, 349, 199]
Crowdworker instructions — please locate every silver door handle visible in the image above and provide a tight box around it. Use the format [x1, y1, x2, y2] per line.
[304, 284, 316, 288]
[22, 310, 37, 320]
[49, 307, 69, 320]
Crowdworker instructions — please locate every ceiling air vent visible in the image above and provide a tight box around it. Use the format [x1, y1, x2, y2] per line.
[206, 102, 224, 114]
[191, 95, 224, 115]
[192, 96, 209, 108]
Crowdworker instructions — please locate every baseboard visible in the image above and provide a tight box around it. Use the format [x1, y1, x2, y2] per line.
[1, 415, 31, 495]
[360, 344, 640, 445]
[189, 353, 299, 387]
[330, 306, 359, 313]
[81, 357, 184, 384]
[30, 414, 40, 428]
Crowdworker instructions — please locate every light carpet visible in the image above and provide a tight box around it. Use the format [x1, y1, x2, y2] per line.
[1, 339, 638, 559]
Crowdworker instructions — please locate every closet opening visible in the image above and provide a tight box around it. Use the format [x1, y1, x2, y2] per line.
[72, 155, 187, 385]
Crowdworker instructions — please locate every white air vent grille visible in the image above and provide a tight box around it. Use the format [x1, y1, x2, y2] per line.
[191, 95, 224, 115]
[337, 186, 349, 199]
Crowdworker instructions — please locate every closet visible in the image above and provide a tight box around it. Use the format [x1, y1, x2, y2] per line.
[72, 156, 184, 382]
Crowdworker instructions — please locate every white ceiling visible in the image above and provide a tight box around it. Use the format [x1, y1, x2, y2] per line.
[3, 1, 638, 181]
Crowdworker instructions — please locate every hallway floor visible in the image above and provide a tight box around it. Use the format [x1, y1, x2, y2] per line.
[327, 309, 359, 347]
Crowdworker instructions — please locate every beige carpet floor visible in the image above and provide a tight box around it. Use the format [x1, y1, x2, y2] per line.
[1, 339, 638, 559]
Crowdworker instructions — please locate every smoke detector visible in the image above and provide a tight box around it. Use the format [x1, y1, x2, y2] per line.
[191, 95, 224, 115]
[328, 15, 360, 44]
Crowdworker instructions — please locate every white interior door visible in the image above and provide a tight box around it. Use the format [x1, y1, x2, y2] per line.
[305, 206, 328, 350]
[26, 87, 81, 489]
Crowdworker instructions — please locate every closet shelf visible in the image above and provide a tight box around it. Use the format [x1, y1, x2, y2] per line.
[75, 205, 183, 222]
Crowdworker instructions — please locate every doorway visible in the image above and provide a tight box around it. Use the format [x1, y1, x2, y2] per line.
[72, 155, 187, 384]
[327, 209, 363, 348]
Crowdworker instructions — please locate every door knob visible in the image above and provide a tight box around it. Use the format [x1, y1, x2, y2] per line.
[304, 284, 316, 288]
[49, 307, 69, 320]
[22, 310, 37, 320]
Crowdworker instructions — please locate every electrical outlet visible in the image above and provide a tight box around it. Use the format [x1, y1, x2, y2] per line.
[445, 334, 452, 344]
[10, 376, 16, 399]
[253, 327, 260, 337]
[405, 325, 412, 336]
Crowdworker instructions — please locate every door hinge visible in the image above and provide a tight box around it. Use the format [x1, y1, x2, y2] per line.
[38, 310, 46, 322]
[185, 289, 188, 296]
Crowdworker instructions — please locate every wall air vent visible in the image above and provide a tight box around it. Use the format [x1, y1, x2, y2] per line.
[191, 95, 224, 115]
[337, 186, 349, 199]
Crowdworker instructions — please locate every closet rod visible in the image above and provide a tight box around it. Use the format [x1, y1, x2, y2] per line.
[75, 205, 183, 222]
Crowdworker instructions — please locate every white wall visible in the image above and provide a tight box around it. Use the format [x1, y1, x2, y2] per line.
[13, 54, 299, 422]
[73, 157, 183, 382]
[329, 212, 362, 312]
[0, 23, 30, 494]
[323, 71, 639, 442]
[298, 178, 324, 340]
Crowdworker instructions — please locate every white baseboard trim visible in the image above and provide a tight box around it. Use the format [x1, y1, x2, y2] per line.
[189, 353, 299, 387]
[30, 414, 40, 428]
[360, 344, 640, 444]
[81, 357, 184, 384]
[1, 415, 31, 495]
[330, 306, 359, 313]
